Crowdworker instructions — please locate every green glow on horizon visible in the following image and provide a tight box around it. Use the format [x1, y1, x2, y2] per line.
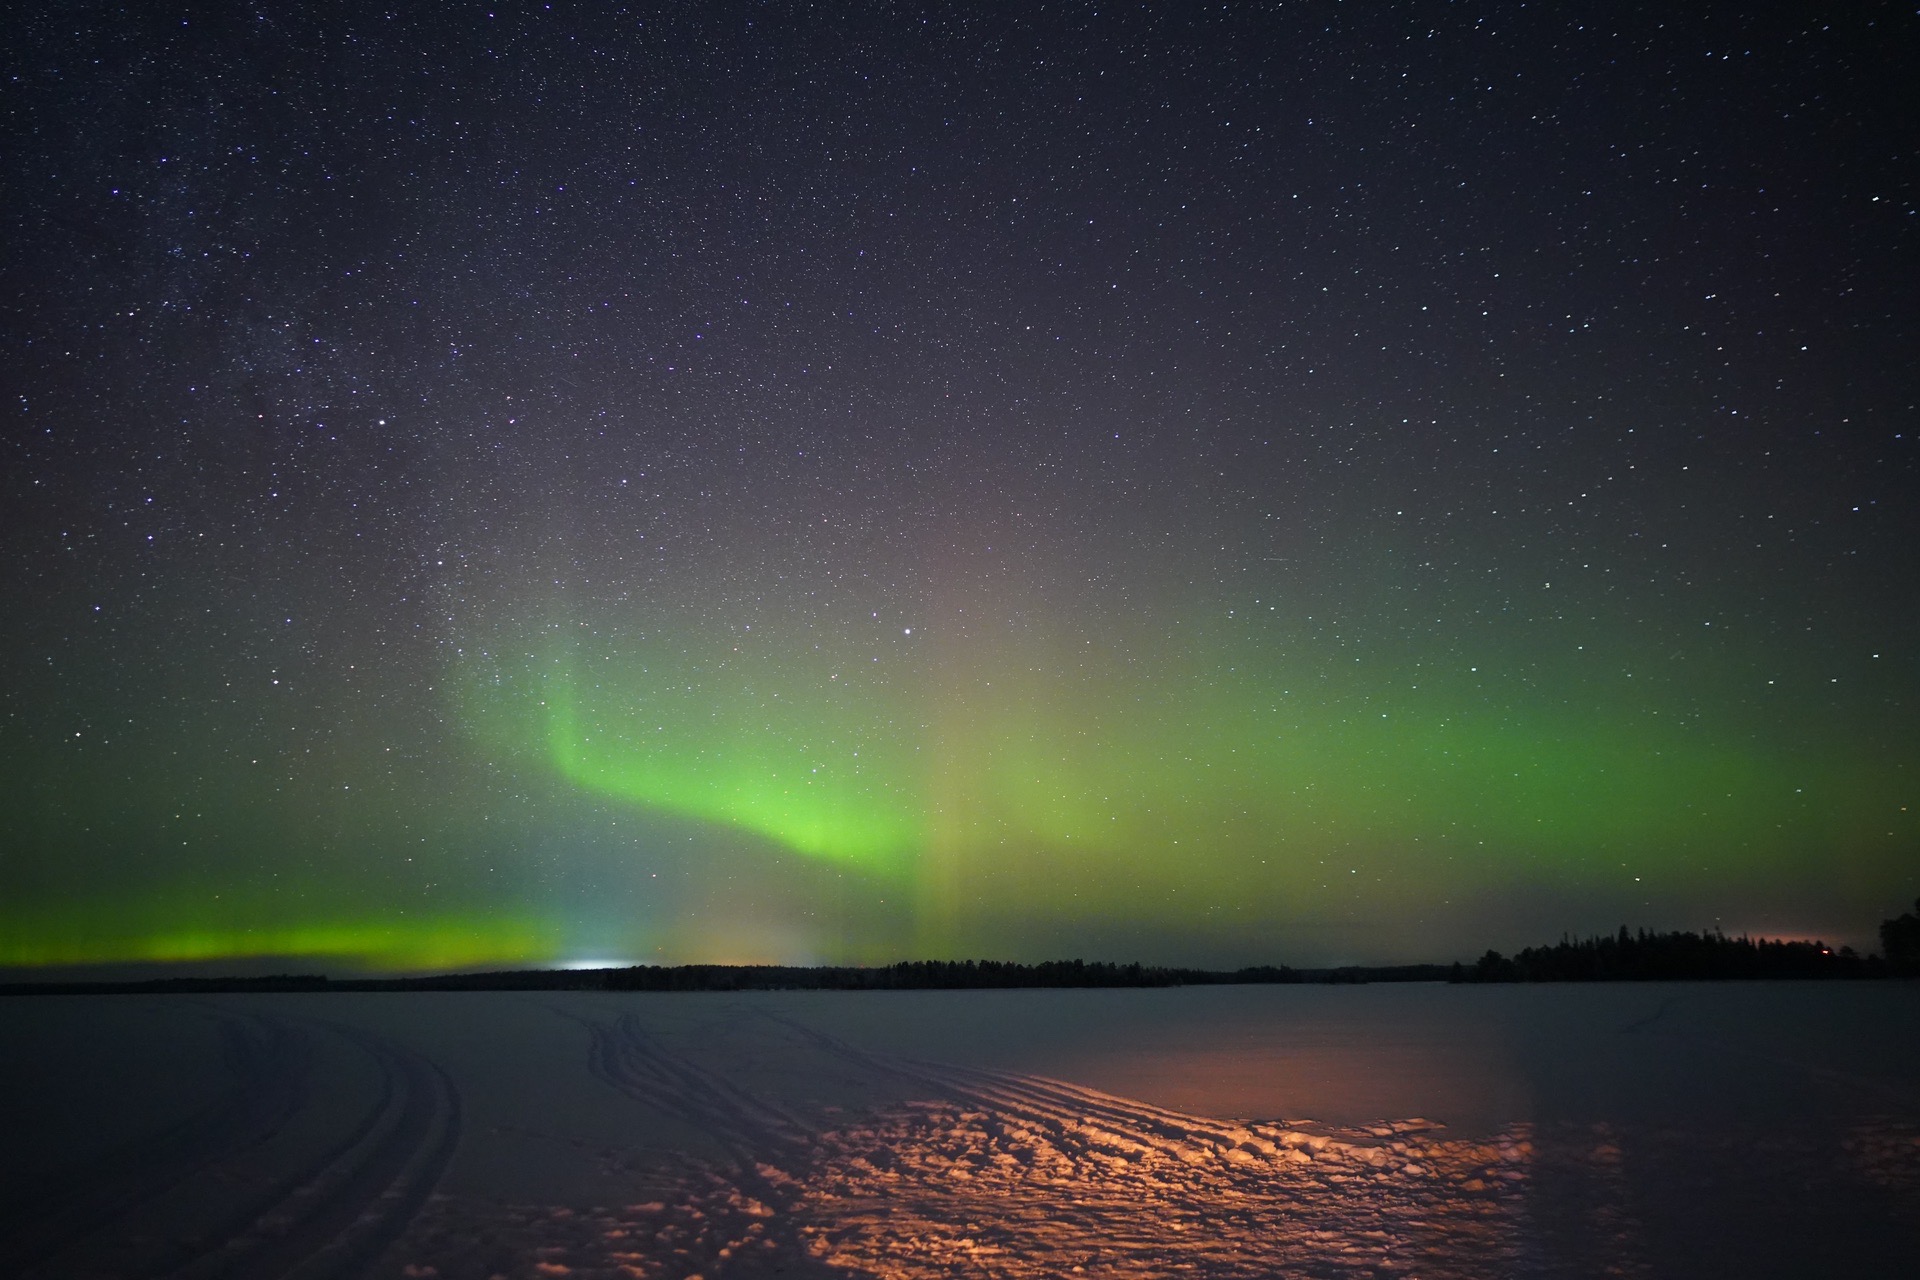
[0, 909, 563, 972]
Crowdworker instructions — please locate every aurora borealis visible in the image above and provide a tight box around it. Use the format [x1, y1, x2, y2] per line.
[3, 2, 1915, 971]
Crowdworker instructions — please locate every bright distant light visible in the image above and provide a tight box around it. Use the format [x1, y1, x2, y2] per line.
[556, 958, 632, 971]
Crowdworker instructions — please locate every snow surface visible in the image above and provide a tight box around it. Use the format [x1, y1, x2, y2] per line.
[1, 983, 1916, 1277]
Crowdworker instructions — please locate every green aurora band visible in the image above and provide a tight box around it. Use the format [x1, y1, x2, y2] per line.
[440, 585, 1914, 962]
[6, 524, 1914, 972]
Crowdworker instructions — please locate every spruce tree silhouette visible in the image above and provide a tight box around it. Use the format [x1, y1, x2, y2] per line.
[1881, 899, 1920, 977]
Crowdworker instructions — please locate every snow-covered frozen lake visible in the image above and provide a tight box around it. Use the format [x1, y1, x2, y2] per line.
[2, 982, 1915, 1277]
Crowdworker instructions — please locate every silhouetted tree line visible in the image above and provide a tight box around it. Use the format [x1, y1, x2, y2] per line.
[1884, 899, 1920, 977]
[10, 906, 1918, 995]
[597, 959, 1306, 991]
[1452, 926, 1883, 983]
[2, 959, 1467, 996]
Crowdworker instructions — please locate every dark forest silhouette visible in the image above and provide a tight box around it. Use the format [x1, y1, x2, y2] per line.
[0, 959, 1453, 995]
[1455, 926, 1882, 982]
[7, 905, 1919, 994]
[1883, 898, 1920, 977]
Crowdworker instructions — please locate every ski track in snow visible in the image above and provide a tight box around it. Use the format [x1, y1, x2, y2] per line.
[0, 1005, 461, 1280]
[387, 1010, 1665, 1280]
[17, 998, 1911, 1278]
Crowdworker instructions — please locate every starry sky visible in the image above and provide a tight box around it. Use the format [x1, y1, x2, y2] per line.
[4, 1, 1915, 972]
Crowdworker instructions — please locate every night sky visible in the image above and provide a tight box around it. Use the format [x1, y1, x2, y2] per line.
[5, 2, 1915, 972]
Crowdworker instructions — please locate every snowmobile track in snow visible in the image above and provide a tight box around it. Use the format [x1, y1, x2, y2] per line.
[0, 1005, 460, 1280]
